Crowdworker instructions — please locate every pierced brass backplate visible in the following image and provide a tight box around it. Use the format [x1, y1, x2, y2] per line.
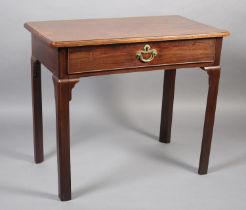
[136, 44, 158, 63]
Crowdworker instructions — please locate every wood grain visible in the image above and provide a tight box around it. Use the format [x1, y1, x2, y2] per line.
[24, 16, 229, 47]
[26, 15, 230, 201]
[68, 39, 215, 74]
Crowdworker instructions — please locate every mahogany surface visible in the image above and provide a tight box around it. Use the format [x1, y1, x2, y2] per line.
[159, 69, 176, 144]
[24, 15, 229, 47]
[24, 15, 229, 201]
[68, 39, 215, 74]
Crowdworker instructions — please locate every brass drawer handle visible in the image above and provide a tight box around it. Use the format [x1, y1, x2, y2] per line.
[136, 44, 158, 63]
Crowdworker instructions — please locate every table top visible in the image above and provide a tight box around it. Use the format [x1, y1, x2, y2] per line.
[24, 15, 229, 48]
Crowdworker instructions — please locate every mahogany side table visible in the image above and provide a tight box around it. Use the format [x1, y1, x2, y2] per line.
[24, 16, 229, 201]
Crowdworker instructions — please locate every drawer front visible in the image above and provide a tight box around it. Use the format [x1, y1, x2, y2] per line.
[68, 39, 215, 74]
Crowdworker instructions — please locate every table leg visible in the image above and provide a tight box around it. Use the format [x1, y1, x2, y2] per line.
[199, 67, 221, 175]
[53, 76, 78, 201]
[159, 69, 176, 143]
[31, 56, 44, 163]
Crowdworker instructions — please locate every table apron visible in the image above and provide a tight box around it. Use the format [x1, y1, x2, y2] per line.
[67, 39, 216, 75]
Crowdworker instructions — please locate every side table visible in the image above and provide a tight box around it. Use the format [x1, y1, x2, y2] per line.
[24, 15, 230, 201]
